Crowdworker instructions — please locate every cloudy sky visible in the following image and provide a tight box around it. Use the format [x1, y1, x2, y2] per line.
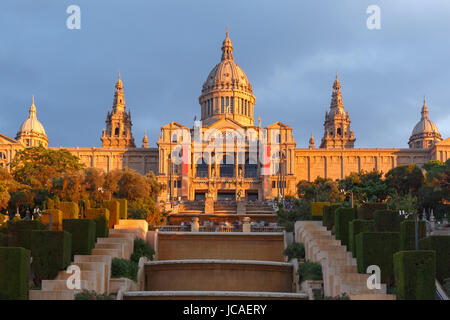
[1, 0, 449, 149]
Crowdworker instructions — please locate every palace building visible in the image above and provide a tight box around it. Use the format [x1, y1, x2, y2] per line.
[0, 29, 449, 202]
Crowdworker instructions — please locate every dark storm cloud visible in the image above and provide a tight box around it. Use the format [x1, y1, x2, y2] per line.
[0, 0, 448, 148]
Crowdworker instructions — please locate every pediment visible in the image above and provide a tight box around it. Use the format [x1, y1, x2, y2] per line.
[160, 121, 189, 130]
[0, 133, 19, 145]
[265, 121, 292, 130]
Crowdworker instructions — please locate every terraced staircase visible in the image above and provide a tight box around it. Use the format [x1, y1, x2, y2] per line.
[295, 221, 396, 300]
[29, 223, 143, 300]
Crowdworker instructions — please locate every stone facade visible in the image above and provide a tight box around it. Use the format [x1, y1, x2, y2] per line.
[0, 29, 448, 201]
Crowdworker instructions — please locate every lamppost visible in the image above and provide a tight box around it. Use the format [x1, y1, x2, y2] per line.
[278, 151, 286, 203]
[399, 210, 418, 250]
[340, 189, 354, 208]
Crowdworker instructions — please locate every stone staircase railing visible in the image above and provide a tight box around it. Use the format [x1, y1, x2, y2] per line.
[29, 220, 148, 300]
[295, 221, 396, 300]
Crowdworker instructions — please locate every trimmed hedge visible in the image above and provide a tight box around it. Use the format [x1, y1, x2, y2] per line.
[348, 219, 375, 257]
[58, 202, 79, 220]
[283, 242, 305, 261]
[31, 230, 72, 282]
[393, 250, 436, 300]
[3, 220, 47, 250]
[356, 232, 399, 287]
[298, 261, 323, 285]
[374, 210, 404, 232]
[40, 209, 63, 231]
[334, 207, 356, 247]
[322, 204, 341, 231]
[111, 258, 138, 282]
[62, 219, 96, 256]
[419, 235, 450, 282]
[117, 199, 128, 220]
[0, 247, 30, 300]
[358, 203, 387, 220]
[399, 220, 426, 251]
[103, 200, 120, 229]
[311, 202, 330, 217]
[86, 208, 110, 239]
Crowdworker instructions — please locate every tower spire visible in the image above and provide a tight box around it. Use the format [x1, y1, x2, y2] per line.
[421, 95, 429, 120]
[330, 73, 343, 112]
[142, 129, 149, 148]
[221, 26, 234, 61]
[309, 131, 316, 149]
[29, 95, 37, 118]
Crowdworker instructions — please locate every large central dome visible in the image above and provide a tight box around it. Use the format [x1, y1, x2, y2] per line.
[199, 28, 256, 127]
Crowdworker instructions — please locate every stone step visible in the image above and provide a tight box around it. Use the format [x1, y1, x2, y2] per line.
[95, 243, 124, 259]
[55, 269, 99, 293]
[70, 262, 107, 294]
[338, 282, 387, 296]
[112, 226, 144, 240]
[97, 237, 133, 260]
[108, 232, 135, 241]
[109, 277, 138, 295]
[29, 289, 81, 300]
[91, 248, 121, 259]
[42, 279, 89, 291]
[74, 255, 112, 294]
[350, 293, 396, 300]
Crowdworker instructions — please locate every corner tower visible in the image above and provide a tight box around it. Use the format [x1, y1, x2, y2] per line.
[320, 74, 355, 149]
[199, 27, 256, 127]
[101, 73, 135, 148]
[16, 96, 48, 148]
[408, 97, 442, 149]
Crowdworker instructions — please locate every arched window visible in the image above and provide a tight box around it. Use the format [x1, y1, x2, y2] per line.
[244, 156, 257, 178]
[220, 155, 234, 178]
[196, 157, 208, 178]
[114, 127, 120, 136]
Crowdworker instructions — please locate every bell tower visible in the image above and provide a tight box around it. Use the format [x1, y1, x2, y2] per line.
[320, 74, 355, 149]
[101, 73, 135, 148]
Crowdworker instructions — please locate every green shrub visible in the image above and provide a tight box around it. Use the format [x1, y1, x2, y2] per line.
[3, 220, 47, 250]
[284, 242, 305, 261]
[39, 209, 63, 231]
[111, 258, 138, 282]
[322, 204, 341, 231]
[399, 220, 426, 251]
[57, 202, 79, 220]
[419, 235, 450, 282]
[334, 207, 356, 247]
[31, 230, 72, 282]
[103, 200, 120, 229]
[311, 202, 330, 217]
[62, 219, 96, 256]
[356, 232, 399, 287]
[86, 208, 110, 239]
[393, 250, 436, 300]
[374, 210, 404, 232]
[74, 289, 114, 300]
[117, 199, 128, 220]
[298, 261, 322, 285]
[131, 238, 155, 264]
[348, 219, 375, 257]
[0, 247, 30, 300]
[358, 203, 387, 220]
